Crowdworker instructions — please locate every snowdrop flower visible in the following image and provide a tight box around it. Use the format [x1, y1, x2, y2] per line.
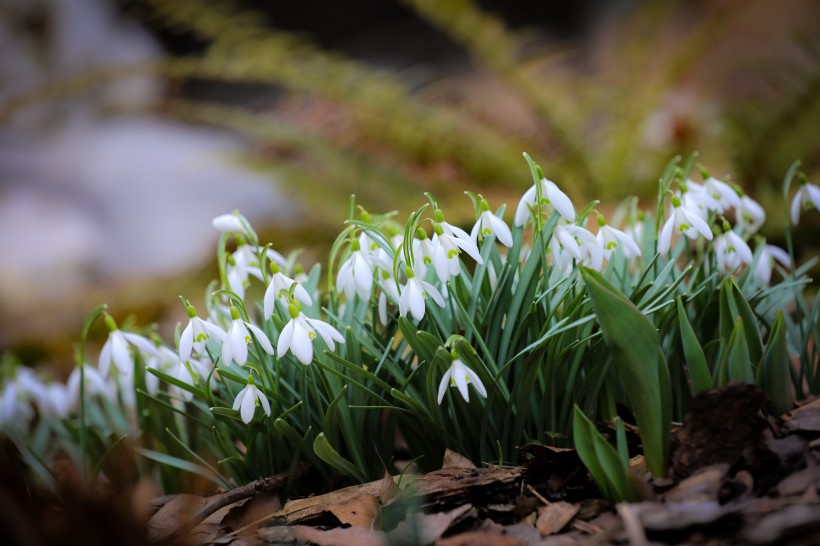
[233, 376, 270, 424]
[737, 194, 766, 234]
[226, 244, 288, 300]
[414, 229, 450, 283]
[399, 267, 446, 321]
[703, 176, 741, 212]
[437, 355, 487, 404]
[222, 307, 275, 367]
[679, 180, 718, 218]
[263, 262, 312, 318]
[471, 198, 513, 247]
[212, 210, 258, 243]
[514, 177, 576, 226]
[378, 271, 401, 327]
[278, 302, 345, 365]
[143, 345, 177, 395]
[98, 315, 156, 378]
[67, 365, 111, 408]
[36, 383, 72, 419]
[753, 243, 790, 285]
[658, 196, 714, 254]
[0, 375, 35, 427]
[179, 304, 226, 362]
[165, 357, 210, 402]
[336, 239, 374, 301]
[713, 224, 753, 273]
[551, 223, 604, 272]
[434, 209, 483, 265]
[595, 214, 641, 261]
[790, 179, 820, 225]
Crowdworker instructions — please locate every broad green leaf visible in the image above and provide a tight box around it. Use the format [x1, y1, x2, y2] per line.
[572, 406, 631, 503]
[727, 319, 754, 383]
[580, 267, 670, 477]
[757, 312, 794, 416]
[730, 281, 764, 366]
[676, 297, 711, 394]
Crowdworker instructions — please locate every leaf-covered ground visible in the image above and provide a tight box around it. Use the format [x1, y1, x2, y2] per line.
[4, 382, 820, 545]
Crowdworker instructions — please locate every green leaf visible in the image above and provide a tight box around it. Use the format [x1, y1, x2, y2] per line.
[572, 406, 631, 503]
[313, 433, 367, 483]
[580, 267, 670, 477]
[730, 281, 764, 366]
[727, 319, 754, 384]
[676, 297, 711, 394]
[757, 312, 794, 416]
[137, 448, 229, 489]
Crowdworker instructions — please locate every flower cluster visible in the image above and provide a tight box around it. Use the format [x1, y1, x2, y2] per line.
[0, 155, 816, 492]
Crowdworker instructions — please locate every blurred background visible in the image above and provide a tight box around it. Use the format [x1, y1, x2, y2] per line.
[1, 0, 819, 372]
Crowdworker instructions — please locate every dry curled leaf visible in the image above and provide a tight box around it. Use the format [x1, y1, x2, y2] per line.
[536, 502, 580, 536]
[328, 493, 380, 529]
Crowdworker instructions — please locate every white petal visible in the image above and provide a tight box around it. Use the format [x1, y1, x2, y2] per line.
[291, 322, 314, 365]
[257, 387, 271, 416]
[232, 387, 246, 411]
[378, 293, 388, 326]
[544, 180, 576, 222]
[99, 339, 113, 378]
[453, 364, 470, 402]
[767, 245, 791, 267]
[221, 330, 233, 367]
[790, 191, 803, 225]
[486, 214, 512, 247]
[230, 324, 248, 366]
[353, 254, 373, 300]
[463, 366, 488, 398]
[688, 211, 713, 240]
[421, 280, 445, 308]
[809, 184, 820, 209]
[408, 282, 426, 321]
[658, 217, 674, 254]
[179, 322, 194, 362]
[278, 320, 295, 359]
[437, 368, 453, 404]
[240, 387, 257, 423]
[212, 213, 244, 233]
[310, 319, 345, 349]
[111, 332, 132, 375]
[293, 283, 313, 306]
[263, 281, 277, 319]
[615, 228, 641, 257]
[246, 322, 275, 355]
[514, 185, 537, 227]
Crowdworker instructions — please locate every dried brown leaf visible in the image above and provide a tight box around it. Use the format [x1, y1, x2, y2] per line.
[436, 531, 525, 546]
[377, 471, 399, 505]
[328, 493, 380, 529]
[291, 524, 386, 546]
[442, 449, 476, 469]
[536, 502, 580, 536]
[146, 493, 206, 539]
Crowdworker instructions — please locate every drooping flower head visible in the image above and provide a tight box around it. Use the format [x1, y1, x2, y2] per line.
[278, 301, 345, 365]
[790, 176, 820, 226]
[595, 213, 641, 261]
[336, 237, 374, 302]
[98, 315, 156, 378]
[179, 303, 226, 362]
[437, 351, 488, 404]
[471, 197, 513, 248]
[712, 221, 753, 273]
[222, 306, 275, 367]
[515, 177, 576, 227]
[658, 196, 714, 254]
[263, 261, 312, 319]
[232, 375, 271, 424]
[399, 266, 446, 322]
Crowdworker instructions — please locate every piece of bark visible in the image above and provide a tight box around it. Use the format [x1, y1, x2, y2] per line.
[328, 493, 380, 529]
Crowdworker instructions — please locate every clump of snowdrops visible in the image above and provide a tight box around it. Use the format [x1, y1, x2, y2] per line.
[2, 154, 818, 501]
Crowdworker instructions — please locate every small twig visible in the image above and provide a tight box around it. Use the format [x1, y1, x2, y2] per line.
[155, 462, 309, 544]
[616, 503, 649, 546]
[526, 484, 551, 505]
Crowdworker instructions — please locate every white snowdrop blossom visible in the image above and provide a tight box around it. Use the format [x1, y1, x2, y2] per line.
[658, 196, 714, 254]
[790, 180, 820, 225]
[713, 229, 753, 273]
[737, 194, 766, 234]
[226, 244, 287, 301]
[179, 304, 226, 362]
[434, 210, 483, 265]
[278, 303, 345, 365]
[704, 176, 741, 212]
[222, 307, 275, 367]
[212, 211, 247, 234]
[679, 180, 718, 219]
[514, 177, 576, 226]
[471, 199, 513, 248]
[399, 268, 446, 321]
[0, 371, 36, 427]
[414, 230, 450, 283]
[263, 262, 312, 319]
[67, 365, 111, 408]
[595, 215, 641, 261]
[753, 244, 791, 285]
[437, 357, 488, 404]
[165, 357, 210, 402]
[550, 223, 603, 272]
[336, 240, 374, 301]
[232, 377, 271, 424]
[98, 316, 156, 378]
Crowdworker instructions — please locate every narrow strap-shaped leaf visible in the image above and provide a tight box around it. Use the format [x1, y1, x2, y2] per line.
[676, 297, 711, 394]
